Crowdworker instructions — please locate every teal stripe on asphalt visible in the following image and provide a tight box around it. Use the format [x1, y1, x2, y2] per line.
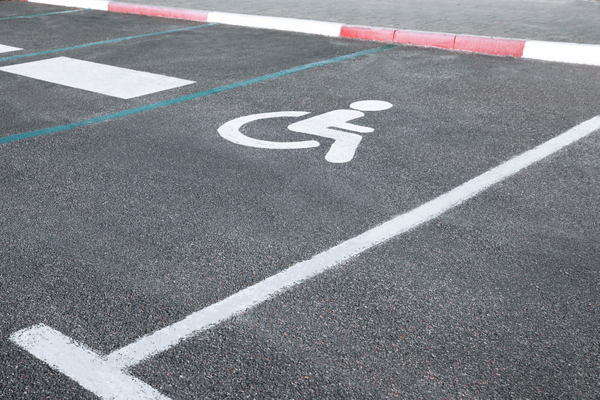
[0, 44, 397, 145]
[0, 23, 218, 63]
[0, 9, 84, 21]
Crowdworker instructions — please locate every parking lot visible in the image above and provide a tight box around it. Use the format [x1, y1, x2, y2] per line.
[1, 2, 600, 398]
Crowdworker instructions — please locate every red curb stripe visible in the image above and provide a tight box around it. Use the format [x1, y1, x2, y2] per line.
[393, 30, 455, 49]
[454, 35, 525, 57]
[340, 26, 395, 42]
[107, 3, 209, 22]
[21, 0, 530, 59]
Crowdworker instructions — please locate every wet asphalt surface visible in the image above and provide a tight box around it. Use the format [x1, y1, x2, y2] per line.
[1, 2, 599, 399]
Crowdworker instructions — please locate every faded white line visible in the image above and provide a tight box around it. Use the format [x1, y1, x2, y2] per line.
[11, 115, 600, 399]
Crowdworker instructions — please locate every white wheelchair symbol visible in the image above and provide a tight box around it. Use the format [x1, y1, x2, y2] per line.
[218, 100, 393, 163]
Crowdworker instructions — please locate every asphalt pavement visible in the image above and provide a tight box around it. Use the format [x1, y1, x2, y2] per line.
[1, 1, 600, 399]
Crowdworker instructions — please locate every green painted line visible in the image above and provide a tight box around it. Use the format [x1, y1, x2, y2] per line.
[0, 44, 396, 146]
[0, 23, 218, 63]
[0, 9, 84, 21]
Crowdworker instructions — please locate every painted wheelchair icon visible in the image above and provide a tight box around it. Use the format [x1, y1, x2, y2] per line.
[218, 100, 393, 163]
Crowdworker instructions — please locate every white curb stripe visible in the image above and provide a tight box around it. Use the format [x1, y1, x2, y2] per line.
[20, 0, 600, 67]
[523, 41, 600, 66]
[207, 12, 343, 37]
[29, 0, 109, 11]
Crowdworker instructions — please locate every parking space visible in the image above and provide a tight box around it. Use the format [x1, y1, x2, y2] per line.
[1, 2, 600, 399]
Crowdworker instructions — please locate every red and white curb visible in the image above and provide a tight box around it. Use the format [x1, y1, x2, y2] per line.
[23, 0, 600, 66]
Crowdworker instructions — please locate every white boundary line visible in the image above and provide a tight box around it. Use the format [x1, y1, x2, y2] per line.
[10, 115, 600, 399]
[0, 44, 23, 54]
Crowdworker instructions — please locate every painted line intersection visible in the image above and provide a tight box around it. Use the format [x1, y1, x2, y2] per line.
[11, 116, 600, 399]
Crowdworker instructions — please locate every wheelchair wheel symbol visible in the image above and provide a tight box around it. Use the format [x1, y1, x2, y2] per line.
[218, 100, 392, 163]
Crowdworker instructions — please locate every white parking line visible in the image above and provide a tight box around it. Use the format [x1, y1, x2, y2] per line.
[0, 44, 22, 54]
[106, 113, 600, 367]
[10, 116, 600, 400]
[0, 56, 194, 99]
[10, 114, 600, 399]
[11, 325, 168, 400]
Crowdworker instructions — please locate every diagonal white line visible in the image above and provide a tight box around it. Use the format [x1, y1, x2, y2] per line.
[104, 114, 600, 369]
[10, 116, 600, 400]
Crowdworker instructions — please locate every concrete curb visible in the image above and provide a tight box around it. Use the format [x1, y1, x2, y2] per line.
[24, 0, 600, 66]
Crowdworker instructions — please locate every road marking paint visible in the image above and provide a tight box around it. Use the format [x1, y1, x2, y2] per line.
[0, 9, 84, 20]
[0, 56, 194, 99]
[218, 111, 317, 149]
[218, 100, 393, 163]
[11, 325, 168, 400]
[523, 40, 600, 67]
[29, 0, 110, 11]
[104, 114, 600, 367]
[0, 44, 22, 54]
[11, 115, 600, 400]
[0, 23, 217, 64]
[207, 12, 343, 37]
[0, 44, 396, 145]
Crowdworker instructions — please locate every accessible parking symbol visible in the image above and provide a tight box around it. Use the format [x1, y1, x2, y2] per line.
[218, 100, 393, 163]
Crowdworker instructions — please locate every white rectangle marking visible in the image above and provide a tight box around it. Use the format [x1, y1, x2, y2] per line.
[28, 0, 110, 11]
[0, 57, 195, 99]
[523, 41, 600, 67]
[207, 12, 343, 37]
[0, 44, 22, 54]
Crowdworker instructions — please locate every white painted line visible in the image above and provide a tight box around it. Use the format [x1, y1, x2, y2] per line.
[11, 325, 169, 400]
[0, 57, 194, 99]
[0, 44, 23, 55]
[207, 12, 343, 37]
[106, 115, 600, 368]
[523, 41, 600, 66]
[10, 115, 600, 399]
[28, 0, 110, 11]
